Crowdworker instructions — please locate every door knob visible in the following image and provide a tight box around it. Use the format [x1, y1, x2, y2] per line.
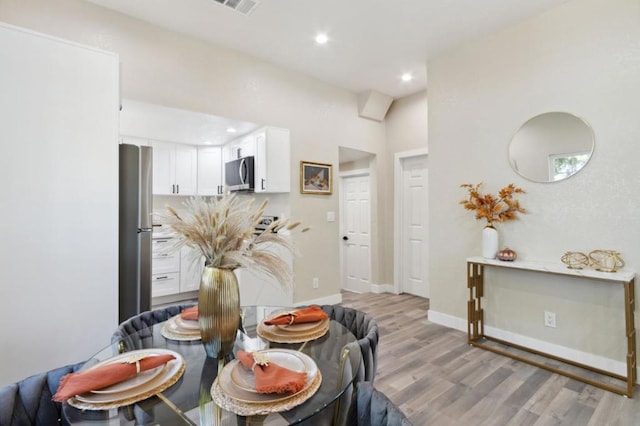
[342, 236, 349, 241]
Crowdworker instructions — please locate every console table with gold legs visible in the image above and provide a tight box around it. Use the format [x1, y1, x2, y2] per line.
[466, 256, 637, 397]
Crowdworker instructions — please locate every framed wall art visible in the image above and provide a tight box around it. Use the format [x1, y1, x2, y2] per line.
[300, 161, 332, 195]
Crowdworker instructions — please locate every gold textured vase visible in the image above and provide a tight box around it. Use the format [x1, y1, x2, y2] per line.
[199, 266, 240, 359]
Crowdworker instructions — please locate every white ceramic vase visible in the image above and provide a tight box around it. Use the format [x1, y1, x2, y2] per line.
[482, 225, 499, 259]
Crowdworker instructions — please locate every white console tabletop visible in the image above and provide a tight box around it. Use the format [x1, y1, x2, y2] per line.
[467, 256, 635, 283]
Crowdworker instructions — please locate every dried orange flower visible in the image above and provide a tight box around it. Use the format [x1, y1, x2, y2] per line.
[460, 182, 527, 226]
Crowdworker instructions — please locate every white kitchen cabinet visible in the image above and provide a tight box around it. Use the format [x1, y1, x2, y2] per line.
[197, 146, 223, 196]
[225, 135, 256, 161]
[150, 141, 197, 195]
[180, 247, 204, 292]
[254, 127, 291, 193]
[152, 237, 203, 297]
[152, 273, 180, 297]
[222, 126, 290, 193]
[152, 237, 180, 297]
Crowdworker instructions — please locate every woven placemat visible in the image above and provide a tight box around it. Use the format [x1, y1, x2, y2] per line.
[161, 322, 201, 341]
[256, 319, 329, 344]
[67, 360, 186, 411]
[210, 370, 322, 416]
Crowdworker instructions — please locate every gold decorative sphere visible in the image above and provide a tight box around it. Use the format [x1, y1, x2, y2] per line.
[561, 252, 589, 269]
[588, 250, 625, 273]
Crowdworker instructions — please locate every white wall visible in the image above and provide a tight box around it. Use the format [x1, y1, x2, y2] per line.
[428, 0, 640, 367]
[384, 91, 428, 285]
[0, 0, 389, 306]
[0, 23, 119, 385]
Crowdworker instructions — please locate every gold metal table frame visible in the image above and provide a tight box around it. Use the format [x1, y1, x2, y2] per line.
[466, 257, 637, 397]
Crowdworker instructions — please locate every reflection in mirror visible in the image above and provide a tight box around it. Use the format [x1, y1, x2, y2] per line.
[508, 112, 594, 183]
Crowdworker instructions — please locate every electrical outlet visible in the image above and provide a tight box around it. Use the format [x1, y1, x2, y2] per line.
[544, 311, 556, 328]
[312, 277, 319, 289]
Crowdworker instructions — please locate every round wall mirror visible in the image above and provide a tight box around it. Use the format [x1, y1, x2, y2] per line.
[508, 112, 595, 183]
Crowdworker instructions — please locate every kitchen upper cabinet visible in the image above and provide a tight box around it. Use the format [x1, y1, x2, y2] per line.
[254, 127, 290, 193]
[222, 126, 290, 193]
[197, 146, 223, 196]
[150, 141, 197, 195]
[224, 135, 256, 162]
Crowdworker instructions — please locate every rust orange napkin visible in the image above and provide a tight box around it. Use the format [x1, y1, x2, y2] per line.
[52, 354, 176, 402]
[236, 350, 306, 394]
[181, 306, 198, 321]
[263, 305, 327, 326]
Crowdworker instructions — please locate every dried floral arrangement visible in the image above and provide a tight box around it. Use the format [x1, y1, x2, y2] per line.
[460, 182, 527, 226]
[157, 194, 309, 293]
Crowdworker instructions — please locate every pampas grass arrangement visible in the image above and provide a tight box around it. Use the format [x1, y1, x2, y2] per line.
[157, 194, 308, 294]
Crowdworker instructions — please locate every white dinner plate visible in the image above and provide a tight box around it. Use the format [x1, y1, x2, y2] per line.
[74, 349, 184, 404]
[167, 317, 201, 336]
[218, 349, 317, 404]
[175, 315, 199, 330]
[230, 350, 307, 393]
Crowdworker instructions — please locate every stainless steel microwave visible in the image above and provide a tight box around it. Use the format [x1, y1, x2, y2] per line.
[225, 156, 255, 192]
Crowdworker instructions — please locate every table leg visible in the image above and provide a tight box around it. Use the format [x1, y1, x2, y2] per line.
[624, 278, 637, 397]
[467, 262, 484, 343]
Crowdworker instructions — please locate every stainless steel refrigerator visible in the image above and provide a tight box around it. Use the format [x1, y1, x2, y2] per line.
[119, 144, 153, 323]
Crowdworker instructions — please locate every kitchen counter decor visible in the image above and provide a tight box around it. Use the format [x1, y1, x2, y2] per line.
[157, 194, 308, 359]
[460, 182, 527, 259]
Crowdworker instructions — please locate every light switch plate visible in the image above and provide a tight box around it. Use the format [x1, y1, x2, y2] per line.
[327, 211, 335, 222]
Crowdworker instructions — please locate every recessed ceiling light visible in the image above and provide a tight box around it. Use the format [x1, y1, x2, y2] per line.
[226, 127, 237, 133]
[204, 140, 213, 145]
[315, 33, 328, 45]
[401, 73, 413, 82]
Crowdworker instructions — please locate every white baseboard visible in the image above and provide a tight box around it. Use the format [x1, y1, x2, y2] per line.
[370, 283, 395, 294]
[295, 293, 342, 307]
[428, 310, 468, 331]
[427, 310, 628, 378]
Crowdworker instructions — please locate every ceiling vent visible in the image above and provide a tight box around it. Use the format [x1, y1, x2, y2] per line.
[212, 0, 260, 16]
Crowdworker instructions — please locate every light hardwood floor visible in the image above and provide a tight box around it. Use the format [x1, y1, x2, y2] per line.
[338, 291, 640, 426]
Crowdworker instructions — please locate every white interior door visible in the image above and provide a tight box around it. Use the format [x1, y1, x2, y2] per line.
[400, 155, 429, 297]
[341, 174, 371, 293]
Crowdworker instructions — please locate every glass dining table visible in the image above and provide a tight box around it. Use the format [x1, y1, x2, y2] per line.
[62, 306, 362, 425]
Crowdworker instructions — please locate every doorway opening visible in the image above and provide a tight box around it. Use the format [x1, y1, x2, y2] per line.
[338, 147, 375, 293]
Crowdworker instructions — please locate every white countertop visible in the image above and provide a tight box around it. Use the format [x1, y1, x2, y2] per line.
[467, 256, 635, 283]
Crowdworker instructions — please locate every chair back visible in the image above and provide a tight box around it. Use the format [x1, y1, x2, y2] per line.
[0, 361, 84, 426]
[111, 302, 196, 351]
[349, 381, 412, 426]
[321, 305, 379, 382]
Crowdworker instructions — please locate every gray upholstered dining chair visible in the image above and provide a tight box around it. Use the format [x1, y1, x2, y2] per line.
[348, 381, 412, 426]
[321, 305, 379, 382]
[0, 361, 85, 426]
[111, 302, 197, 351]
